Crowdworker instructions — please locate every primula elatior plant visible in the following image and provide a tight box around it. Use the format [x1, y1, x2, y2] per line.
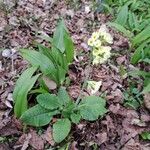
[13, 20, 108, 143]
[21, 87, 107, 143]
[13, 20, 74, 118]
[88, 24, 113, 65]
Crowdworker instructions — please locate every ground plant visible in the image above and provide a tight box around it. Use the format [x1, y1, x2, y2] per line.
[13, 20, 107, 143]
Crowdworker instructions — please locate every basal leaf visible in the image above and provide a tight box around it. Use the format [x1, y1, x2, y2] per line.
[58, 87, 70, 105]
[79, 96, 107, 121]
[21, 104, 59, 127]
[64, 32, 74, 63]
[70, 112, 81, 124]
[131, 39, 150, 64]
[108, 22, 133, 38]
[116, 4, 128, 26]
[53, 20, 74, 63]
[132, 25, 150, 46]
[37, 93, 61, 110]
[128, 70, 150, 79]
[13, 67, 40, 118]
[53, 20, 67, 53]
[53, 118, 71, 143]
[20, 49, 56, 77]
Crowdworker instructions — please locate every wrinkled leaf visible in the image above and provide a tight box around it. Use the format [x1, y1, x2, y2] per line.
[53, 118, 71, 143]
[37, 93, 62, 110]
[21, 104, 59, 127]
[70, 112, 81, 124]
[58, 87, 70, 105]
[79, 96, 107, 121]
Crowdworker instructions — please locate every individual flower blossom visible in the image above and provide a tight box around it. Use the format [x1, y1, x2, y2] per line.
[88, 38, 94, 46]
[98, 24, 113, 44]
[92, 46, 111, 64]
[93, 40, 102, 48]
[103, 32, 113, 44]
[91, 32, 99, 40]
[92, 48, 102, 56]
[87, 80, 102, 94]
[93, 56, 100, 65]
[98, 24, 108, 33]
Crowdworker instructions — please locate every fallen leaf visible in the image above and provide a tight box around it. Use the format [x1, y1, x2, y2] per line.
[144, 93, 150, 111]
[42, 75, 57, 90]
[21, 134, 32, 150]
[41, 126, 55, 146]
[29, 130, 44, 150]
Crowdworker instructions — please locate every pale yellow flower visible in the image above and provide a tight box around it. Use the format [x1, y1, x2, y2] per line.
[91, 32, 99, 40]
[93, 40, 102, 48]
[98, 24, 108, 34]
[101, 46, 111, 52]
[93, 56, 100, 65]
[99, 57, 107, 64]
[88, 38, 94, 46]
[87, 80, 102, 94]
[103, 32, 113, 44]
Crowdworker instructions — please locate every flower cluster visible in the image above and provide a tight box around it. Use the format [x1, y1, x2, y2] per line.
[88, 25, 113, 65]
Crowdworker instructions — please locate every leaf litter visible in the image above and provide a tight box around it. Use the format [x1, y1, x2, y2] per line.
[0, 0, 150, 149]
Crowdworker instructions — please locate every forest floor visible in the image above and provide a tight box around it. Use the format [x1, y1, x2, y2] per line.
[0, 0, 150, 150]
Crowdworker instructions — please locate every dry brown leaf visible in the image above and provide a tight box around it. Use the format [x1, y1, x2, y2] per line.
[21, 134, 32, 150]
[29, 130, 44, 150]
[95, 132, 107, 145]
[42, 75, 57, 90]
[41, 126, 55, 146]
[144, 93, 150, 111]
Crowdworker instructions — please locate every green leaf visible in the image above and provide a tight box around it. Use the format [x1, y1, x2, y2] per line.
[108, 22, 133, 38]
[142, 58, 150, 64]
[131, 42, 146, 64]
[53, 20, 67, 53]
[58, 87, 70, 105]
[141, 132, 150, 140]
[124, 99, 140, 110]
[132, 25, 150, 46]
[62, 101, 75, 118]
[53, 20, 74, 63]
[53, 118, 71, 143]
[64, 32, 74, 63]
[13, 67, 40, 118]
[79, 96, 107, 121]
[70, 112, 81, 124]
[131, 39, 150, 64]
[20, 49, 56, 77]
[37, 93, 61, 110]
[21, 104, 59, 127]
[128, 70, 150, 79]
[116, 4, 128, 26]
